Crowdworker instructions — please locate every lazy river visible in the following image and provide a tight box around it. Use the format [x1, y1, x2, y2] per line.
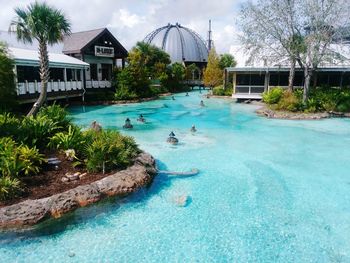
[1, 91, 350, 262]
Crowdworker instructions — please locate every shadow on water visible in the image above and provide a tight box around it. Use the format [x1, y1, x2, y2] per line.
[0, 159, 185, 242]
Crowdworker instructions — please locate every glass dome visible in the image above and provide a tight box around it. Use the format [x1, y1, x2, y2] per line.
[144, 23, 208, 64]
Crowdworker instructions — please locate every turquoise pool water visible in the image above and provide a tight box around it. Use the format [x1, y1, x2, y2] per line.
[1, 91, 350, 262]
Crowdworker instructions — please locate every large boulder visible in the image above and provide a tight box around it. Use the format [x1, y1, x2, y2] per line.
[0, 199, 50, 228]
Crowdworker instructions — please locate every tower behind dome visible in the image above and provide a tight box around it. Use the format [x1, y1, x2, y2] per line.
[207, 20, 214, 51]
[144, 23, 208, 67]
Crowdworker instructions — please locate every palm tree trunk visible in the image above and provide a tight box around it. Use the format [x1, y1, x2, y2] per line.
[27, 41, 49, 116]
[288, 58, 296, 91]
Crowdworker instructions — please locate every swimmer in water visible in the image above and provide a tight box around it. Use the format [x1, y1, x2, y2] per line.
[137, 114, 145, 122]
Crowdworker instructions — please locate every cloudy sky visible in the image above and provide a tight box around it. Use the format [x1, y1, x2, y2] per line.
[0, 0, 243, 54]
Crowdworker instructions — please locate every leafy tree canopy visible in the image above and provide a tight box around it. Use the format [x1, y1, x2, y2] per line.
[0, 43, 17, 112]
[219, 53, 237, 69]
[203, 48, 223, 87]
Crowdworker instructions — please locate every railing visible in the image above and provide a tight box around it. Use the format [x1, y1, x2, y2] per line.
[17, 80, 84, 95]
[235, 86, 265, 94]
[86, 79, 112, 89]
[181, 80, 204, 86]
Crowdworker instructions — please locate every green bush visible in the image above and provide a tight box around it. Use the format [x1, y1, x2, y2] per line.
[0, 113, 21, 138]
[276, 90, 303, 112]
[213, 84, 233, 96]
[49, 125, 85, 152]
[37, 104, 71, 129]
[0, 137, 44, 177]
[0, 176, 22, 201]
[115, 85, 139, 100]
[262, 87, 284, 104]
[20, 115, 59, 149]
[83, 130, 139, 173]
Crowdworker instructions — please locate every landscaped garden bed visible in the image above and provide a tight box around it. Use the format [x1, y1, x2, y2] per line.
[258, 87, 350, 120]
[0, 104, 158, 228]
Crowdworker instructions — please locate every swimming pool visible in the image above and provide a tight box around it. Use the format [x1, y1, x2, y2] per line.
[1, 91, 350, 262]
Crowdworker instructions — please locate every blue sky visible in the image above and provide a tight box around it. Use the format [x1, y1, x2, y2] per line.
[0, 0, 243, 54]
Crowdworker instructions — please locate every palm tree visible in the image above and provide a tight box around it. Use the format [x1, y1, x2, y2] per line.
[10, 2, 71, 116]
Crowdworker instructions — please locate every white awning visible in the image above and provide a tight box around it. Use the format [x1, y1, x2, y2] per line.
[8, 47, 89, 69]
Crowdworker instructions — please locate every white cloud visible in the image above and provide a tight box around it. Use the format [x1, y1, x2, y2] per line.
[109, 9, 144, 29]
[0, 0, 243, 53]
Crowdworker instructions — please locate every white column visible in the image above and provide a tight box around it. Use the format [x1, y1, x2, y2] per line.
[64, 68, 67, 91]
[264, 72, 270, 92]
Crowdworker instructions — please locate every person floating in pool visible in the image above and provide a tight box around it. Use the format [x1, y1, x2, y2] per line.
[167, 131, 179, 144]
[172, 96, 175, 100]
[186, 92, 189, 96]
[190, 125, 197, 132]
[123, 118, 133, 129]
[137, 114, 145, 123]
[200, 100, 205, 107]
[90, 120, 102, 132]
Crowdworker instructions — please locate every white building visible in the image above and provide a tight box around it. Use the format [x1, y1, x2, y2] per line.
[226, 45, 350, 100]
[0, 28, 128, 103]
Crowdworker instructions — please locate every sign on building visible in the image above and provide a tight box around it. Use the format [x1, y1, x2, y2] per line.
[95, 46, 114, 57]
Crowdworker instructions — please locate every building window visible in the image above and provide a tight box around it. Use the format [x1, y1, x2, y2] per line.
[237, 73, 265, 86]
[269, 72, 289, 86]
[49, 68, 64, 81]
[250, 74, 265, 86]
[101, 64, 112, 80]
[236, 74, 250, 85]
[90, 64, 98, 80]
[17, 66, 40, 82]
[293, 71, 304, 86]
[343, 72, 350, 87]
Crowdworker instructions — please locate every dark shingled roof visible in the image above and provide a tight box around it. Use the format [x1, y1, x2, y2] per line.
[62, 28, 128, 56]
[62, 28, 105, 53]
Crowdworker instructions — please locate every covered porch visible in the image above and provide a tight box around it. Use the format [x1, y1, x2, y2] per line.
[10, 47, 89, 103]
[224, 67, 350, 100]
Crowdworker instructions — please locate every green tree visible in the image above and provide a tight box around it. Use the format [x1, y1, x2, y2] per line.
[219, 54, 236, 69]
[203, 48, 223, 88]
[186, 63, 200, 80]
[115, 42, 171, 99]
[10, 2, 71, 116]
[163, 62, 186, 92]
[0, 43, 17, 112]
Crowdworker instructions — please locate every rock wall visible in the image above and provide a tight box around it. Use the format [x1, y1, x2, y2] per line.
[0, 153, 157, 229]
[256, 107, 350, 120]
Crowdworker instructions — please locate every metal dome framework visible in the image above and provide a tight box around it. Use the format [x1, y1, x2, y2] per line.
[144, 23, 209, 65]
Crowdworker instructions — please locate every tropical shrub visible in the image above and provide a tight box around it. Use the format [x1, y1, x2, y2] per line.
[213, 84, 233, 96]
[262, 87, 284, 104]
[83, 130, 139, 173]
[48, 125, 85, 152]
[0, 113, 21, 138]
[37, 104, 71, 129]
[20, 115, 59, 149]
[276, 90, 303, 112]
[0, 137, 44, 177]
[115, 85, 139, 100]
[0, 176, 22, 201]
